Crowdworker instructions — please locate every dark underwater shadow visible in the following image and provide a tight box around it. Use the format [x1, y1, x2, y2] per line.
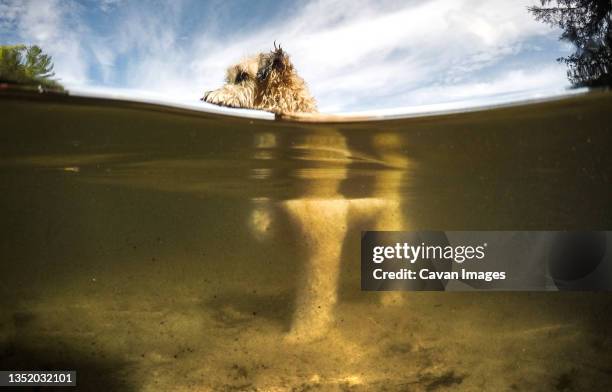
[0, 338, 135, 392]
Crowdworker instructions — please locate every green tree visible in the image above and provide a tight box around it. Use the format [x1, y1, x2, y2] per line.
[0, 44, 64, 90]
[528, 0, 611, 87]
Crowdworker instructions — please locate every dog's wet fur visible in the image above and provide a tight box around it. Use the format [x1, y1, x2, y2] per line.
[202, 43, 317, 114]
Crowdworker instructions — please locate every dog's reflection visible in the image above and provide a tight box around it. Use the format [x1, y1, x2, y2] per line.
[249, 130, 410, 342]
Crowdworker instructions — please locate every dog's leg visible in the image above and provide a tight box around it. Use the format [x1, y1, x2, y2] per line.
[281, 131, 350, 343]
[283, 198, 349, 343]
[371, 133, 411, 305]
[248, 132, 279, 241]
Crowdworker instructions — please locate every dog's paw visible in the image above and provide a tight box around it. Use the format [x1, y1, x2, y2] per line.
[249, 200, 274, 241]
[202, 88, 250, 109]
[201, 89, 223, 105]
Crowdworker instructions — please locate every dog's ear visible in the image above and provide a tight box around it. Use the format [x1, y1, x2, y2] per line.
[257, 60, 271, 81]
[271, 42, 288, 72]
[257, 42, 290, 82]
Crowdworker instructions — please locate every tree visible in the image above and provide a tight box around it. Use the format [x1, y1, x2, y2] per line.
[0, 44, 64, 90]
[528, 0, 612, 87]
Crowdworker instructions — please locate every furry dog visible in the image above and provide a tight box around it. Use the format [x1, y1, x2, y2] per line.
[201, 43, 317, 114]
[203, 44, 408, 343]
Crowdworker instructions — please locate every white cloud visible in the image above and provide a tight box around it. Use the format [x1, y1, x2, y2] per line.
[1, 0, 571, 113]
[401, 63, 570, 105]
[99, 0, 122, 13]
[0, 0, 23, 31]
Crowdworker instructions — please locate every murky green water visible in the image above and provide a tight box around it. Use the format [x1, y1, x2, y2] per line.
[1, 90, 612, 391]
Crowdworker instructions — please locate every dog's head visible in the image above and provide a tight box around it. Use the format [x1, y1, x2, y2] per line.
[256, 42, 293, 85]
[202, 42, 317, 113]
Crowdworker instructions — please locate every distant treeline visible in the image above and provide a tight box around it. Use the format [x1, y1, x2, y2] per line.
[529, 0, 611, 88]
[0, 44, 64, 91]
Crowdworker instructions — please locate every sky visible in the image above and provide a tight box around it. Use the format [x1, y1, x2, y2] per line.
[0, 0, 574, 113]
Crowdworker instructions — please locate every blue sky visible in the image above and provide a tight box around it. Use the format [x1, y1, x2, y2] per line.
[0, 0, 574, 113]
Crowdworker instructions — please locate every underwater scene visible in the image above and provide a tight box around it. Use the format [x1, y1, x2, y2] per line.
[1, 89, 612, 391]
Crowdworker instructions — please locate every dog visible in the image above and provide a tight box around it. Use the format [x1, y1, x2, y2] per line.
[203, 45, 409, 343]
[201, 43, 317, 114]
